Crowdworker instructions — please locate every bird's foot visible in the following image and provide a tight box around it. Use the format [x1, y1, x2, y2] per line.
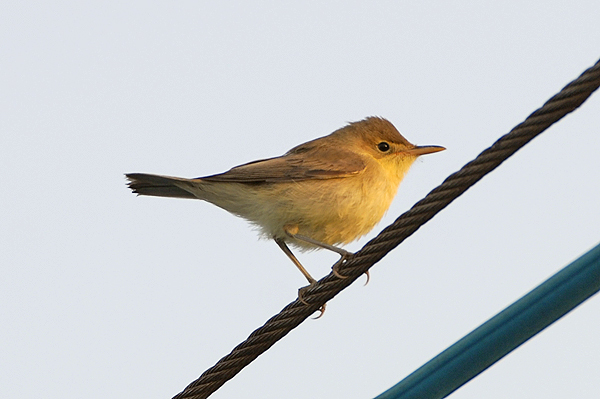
[298, 282, 327, 319]
[331, 253, 370, 285]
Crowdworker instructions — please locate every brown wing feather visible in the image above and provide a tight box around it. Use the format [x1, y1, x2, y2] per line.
[199, 147, 365, 183]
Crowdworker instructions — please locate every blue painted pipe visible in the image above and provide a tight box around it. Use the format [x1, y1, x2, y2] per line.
[375, 242, 600, 399]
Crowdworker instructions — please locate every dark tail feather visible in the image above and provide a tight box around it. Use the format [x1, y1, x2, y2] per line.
[125, 173, 198, 199]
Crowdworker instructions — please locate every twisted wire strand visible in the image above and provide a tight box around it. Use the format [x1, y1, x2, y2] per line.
[173, 58, 600, 399]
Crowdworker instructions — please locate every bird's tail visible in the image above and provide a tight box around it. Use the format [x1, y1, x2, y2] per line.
[125, 173, 198, 199]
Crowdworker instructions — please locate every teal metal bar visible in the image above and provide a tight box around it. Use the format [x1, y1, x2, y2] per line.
[375, 242, 600, 399]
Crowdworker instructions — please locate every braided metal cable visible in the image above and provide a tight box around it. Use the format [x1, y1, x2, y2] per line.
[173, 58, 600, 399]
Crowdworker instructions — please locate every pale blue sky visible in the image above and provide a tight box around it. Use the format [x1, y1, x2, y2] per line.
[1, 2, 599, 398]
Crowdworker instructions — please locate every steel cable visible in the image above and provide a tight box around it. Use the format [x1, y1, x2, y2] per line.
[173, 57, 600, 399]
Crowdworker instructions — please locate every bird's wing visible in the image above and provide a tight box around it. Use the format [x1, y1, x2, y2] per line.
[198, 147, 366, 183]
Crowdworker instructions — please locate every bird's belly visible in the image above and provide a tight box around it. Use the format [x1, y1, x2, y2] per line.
[261, 177, 398, 249]
[195, 175, 400, 250]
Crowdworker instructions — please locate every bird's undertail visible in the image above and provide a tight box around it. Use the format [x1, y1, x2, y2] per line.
[125, 173, 198, 199]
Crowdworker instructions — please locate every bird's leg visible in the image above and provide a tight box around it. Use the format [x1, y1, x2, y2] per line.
[283, 224, 352, 258]
[283, 225, 369, 285]
[274, 237, 326, 317]
[275, 237, 317, 285]
[293, 233, 352, 258]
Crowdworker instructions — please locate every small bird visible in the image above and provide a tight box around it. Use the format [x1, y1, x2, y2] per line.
[126, 117, 444, 289]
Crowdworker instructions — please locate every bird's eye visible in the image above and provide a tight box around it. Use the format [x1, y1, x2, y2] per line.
[377, 142, 390, 152]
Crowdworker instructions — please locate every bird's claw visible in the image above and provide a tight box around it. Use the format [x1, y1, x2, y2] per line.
[331, 254, 370, 285]
[298, 283, 327, 318]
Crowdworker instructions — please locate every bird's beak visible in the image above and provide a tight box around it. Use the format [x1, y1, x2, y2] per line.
[405, 145, 446, 156]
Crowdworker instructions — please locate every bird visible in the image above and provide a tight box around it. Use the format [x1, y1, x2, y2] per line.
[126, 117, 444, 295]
